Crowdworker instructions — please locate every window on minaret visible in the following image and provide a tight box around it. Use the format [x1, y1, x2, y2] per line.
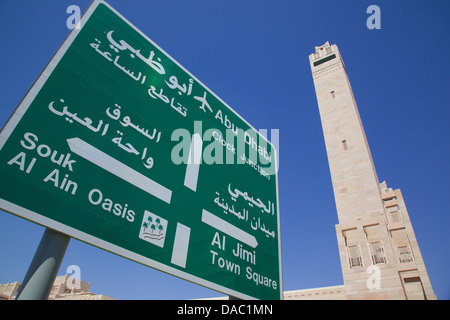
[391, 229, 414, 264]
[342, 140, 348, 150]
[386, 206, 402, 224]
[365, 225, 387, 265]
[398, 246, 414, 264]
[331, 91, 335, 98]
[348, 244, 363, 268]
[370, 241, 387, 265]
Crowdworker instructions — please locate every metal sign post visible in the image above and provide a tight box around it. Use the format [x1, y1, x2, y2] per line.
[16, 228, 70, 300]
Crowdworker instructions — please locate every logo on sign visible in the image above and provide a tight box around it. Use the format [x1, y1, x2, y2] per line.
[139, 210, 168, 248]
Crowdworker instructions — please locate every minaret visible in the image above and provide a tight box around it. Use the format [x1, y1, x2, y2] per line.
[309, 42, 436, 299]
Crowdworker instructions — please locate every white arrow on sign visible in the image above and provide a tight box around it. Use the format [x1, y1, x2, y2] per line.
[67, 138, 172, 204]
[201, 209, 258, 248]
[184, 133, 203, 192]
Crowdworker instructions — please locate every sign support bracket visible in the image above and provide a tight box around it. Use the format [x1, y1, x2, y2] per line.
[16, 228, 70, 300]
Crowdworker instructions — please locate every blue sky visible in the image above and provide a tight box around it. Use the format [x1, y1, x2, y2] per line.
[0, 0, 449, 300]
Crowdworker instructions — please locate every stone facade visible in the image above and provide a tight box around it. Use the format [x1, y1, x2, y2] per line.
[309, 42, 436, 300]
[0, 274, 114, 300]
[283, 285, 346, 300]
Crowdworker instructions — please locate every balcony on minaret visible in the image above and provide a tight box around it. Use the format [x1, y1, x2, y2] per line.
[312, 42, 336, 66]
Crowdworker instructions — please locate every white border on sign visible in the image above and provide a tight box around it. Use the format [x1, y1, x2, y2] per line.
[0, 0, 282, 300]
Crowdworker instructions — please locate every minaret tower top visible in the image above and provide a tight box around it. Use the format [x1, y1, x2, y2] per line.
[309, 42, 382, 224]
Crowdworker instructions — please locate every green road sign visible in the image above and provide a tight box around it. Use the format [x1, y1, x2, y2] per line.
[0, 0, 281, 300]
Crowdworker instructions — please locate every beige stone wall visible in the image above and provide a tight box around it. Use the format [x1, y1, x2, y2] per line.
[284, 285, 346, 300]
[0, 275, 114, 300]
[0, 281, 21, 300]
